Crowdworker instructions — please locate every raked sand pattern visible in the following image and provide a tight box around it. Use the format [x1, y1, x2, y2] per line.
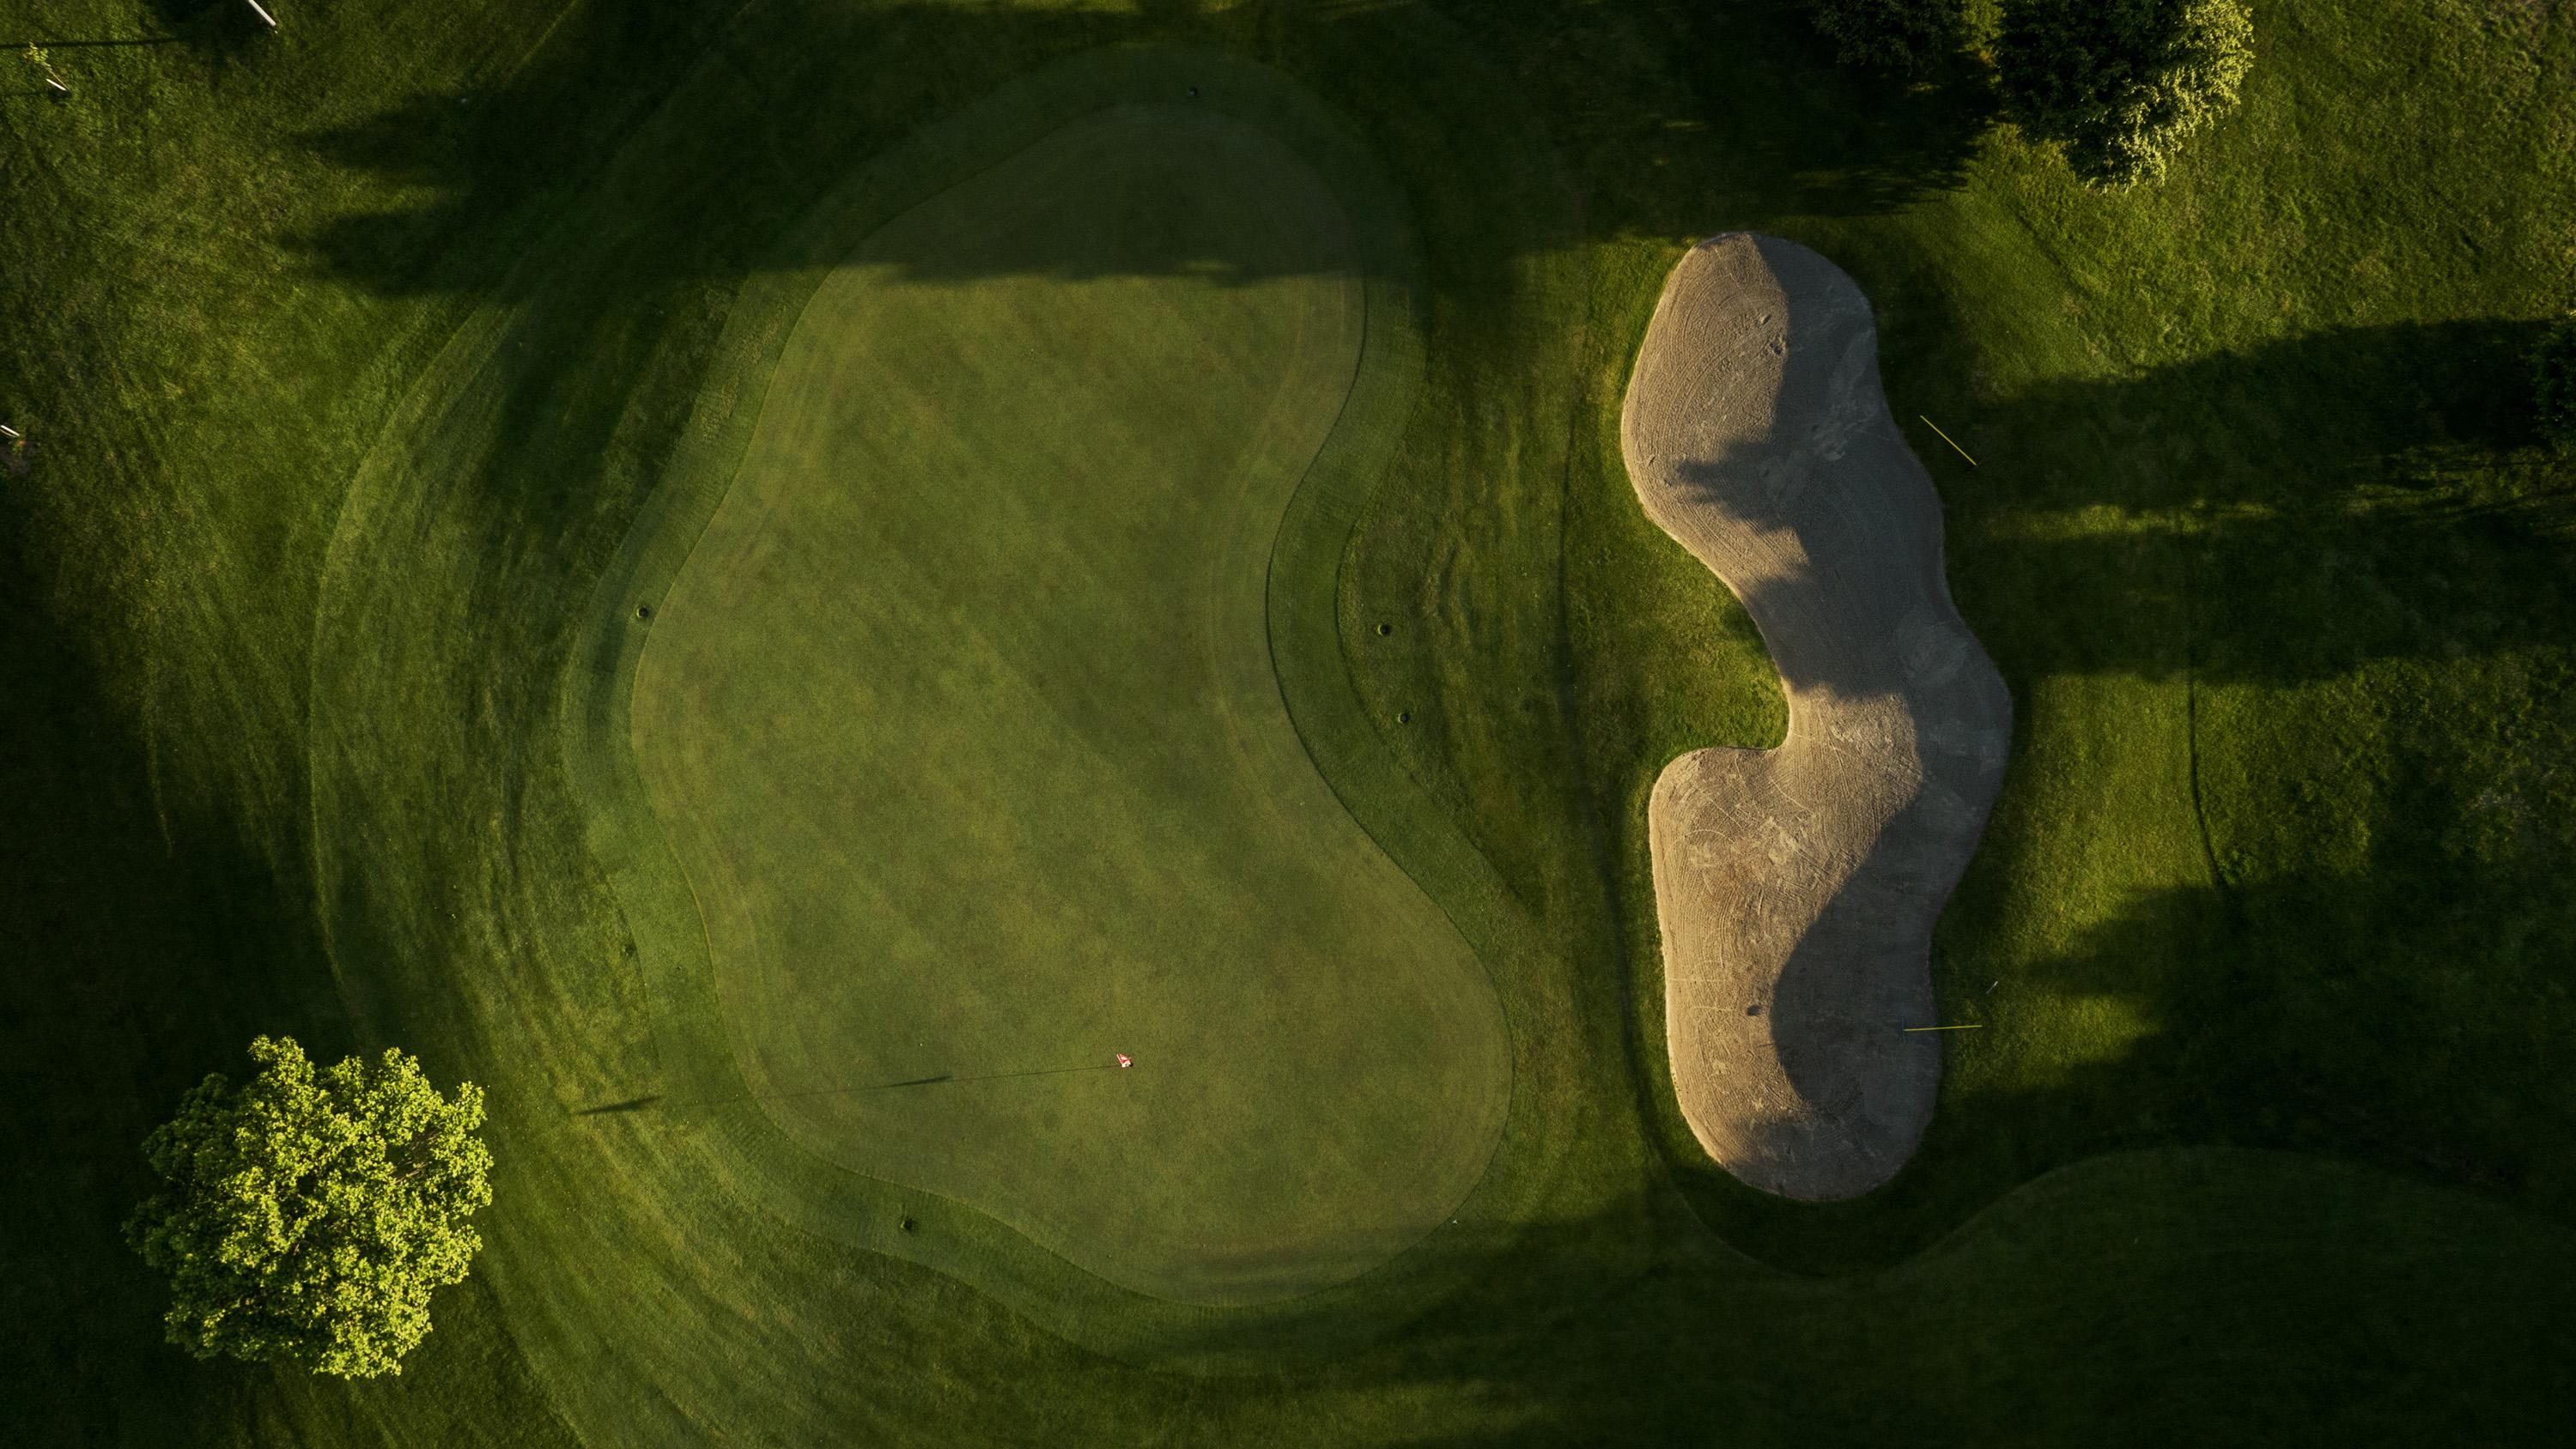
[1621, 233, 2012, 1200]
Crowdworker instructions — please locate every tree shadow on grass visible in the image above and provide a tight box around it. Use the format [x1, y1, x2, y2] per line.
[1657, 683, 2576, 1279]
[139, 0, 275, 58]
[317, 0, 2559, 694]
[290, 3, 1126, 298]
[0, 496, 346, 1442]
[0, 477, 576, 1447]
[271, 0, 2006, 711]
[1046, 1153, 2576, 1446]
[1604, 300, 2576, 1281]
[283, 0, 1992, 300]
[0, 0, 271, 56]
[21, 1, 2576, 1441]
[1967, 315, 2564, 517]
[1927, 315, 2576, 688]
[1560, 0, 1997, 229]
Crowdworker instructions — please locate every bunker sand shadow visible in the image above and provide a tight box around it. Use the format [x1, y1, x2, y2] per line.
[1621, 233, 2010, 1199]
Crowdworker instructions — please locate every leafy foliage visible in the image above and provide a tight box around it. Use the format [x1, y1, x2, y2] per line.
[1807, 0, 1965, 71]
[2537, 314, 2576, 452]
[1996, 0, 2255, 185]
[126, 1037, 493, 1378]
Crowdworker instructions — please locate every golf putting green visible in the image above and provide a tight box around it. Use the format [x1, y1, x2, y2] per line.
[615, 100, 1508, 1305]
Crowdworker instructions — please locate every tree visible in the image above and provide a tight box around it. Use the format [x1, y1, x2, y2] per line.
[2537, 314, 2576, 453]
[126, 1037, 493, 1378]
[1808, 0, 1965, 71]
[1996, 0, 2254, 186]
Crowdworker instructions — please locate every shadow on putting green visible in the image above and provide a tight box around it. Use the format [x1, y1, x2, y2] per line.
[283, 0, 1989, 299]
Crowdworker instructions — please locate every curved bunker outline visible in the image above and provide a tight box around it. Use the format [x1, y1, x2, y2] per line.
[1619, 233, 2011, 1200]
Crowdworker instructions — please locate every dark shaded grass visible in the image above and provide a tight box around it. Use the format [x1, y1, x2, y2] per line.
[0, 444, 578, 1445]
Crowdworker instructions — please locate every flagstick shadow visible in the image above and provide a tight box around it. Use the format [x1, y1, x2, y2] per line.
[568, 1063, 1125, 1117]
[568, 1094, 663, 1117]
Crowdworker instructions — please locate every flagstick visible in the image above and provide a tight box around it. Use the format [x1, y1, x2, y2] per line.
[1918, 415, 1979, 467]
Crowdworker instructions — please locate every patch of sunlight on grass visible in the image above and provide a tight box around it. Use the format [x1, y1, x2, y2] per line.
[1943, 675, 2213, 1097]
[2001, 989, 2163, 1087]
[1978, 502, 2277, 543]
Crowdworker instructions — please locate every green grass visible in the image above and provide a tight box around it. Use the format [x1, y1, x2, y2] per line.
[4, 0, 2575, 1443]
[582, 78, 1509, 1306]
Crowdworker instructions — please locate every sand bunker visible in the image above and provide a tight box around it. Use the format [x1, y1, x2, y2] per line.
[1621, 233, 2011, 1200]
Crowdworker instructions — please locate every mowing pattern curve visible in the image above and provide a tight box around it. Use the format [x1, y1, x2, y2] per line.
[615, 99, 1508, 1305]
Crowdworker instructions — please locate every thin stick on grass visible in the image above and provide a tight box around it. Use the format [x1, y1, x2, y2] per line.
[1918, 414, 1979, 466]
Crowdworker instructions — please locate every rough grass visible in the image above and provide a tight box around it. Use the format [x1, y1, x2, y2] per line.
[3, 0, 2573, 1444]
